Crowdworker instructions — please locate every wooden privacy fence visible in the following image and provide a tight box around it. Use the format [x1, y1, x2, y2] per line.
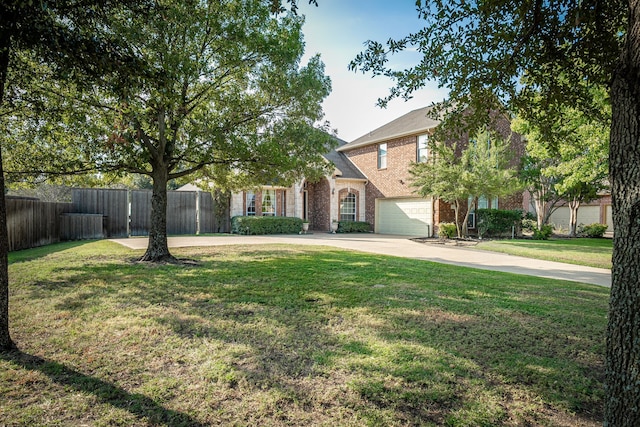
[6, 197, 73, 251]
[6, 188, 231, 251]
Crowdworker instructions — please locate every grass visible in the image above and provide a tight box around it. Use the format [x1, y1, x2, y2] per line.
[477, 238, 613, 270]
[2, 240, 609, 426]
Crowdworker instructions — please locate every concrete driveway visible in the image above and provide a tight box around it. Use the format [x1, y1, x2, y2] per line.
[111, 233, 611, 288]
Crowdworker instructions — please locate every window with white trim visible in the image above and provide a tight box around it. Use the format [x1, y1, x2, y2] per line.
[339, 192, 357, 222]
[246, 191, 256, 216]
[378, 143, 387, 169]
[262, 189, 276, 216]
[417, 134, 429, 162]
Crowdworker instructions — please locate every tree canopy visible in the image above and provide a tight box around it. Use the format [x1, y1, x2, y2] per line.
[4, 0, 333, 262]
[351, 1, 637, 423]
[410, 128, 520, 237]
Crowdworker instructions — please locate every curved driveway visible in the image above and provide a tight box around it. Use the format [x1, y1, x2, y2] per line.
[111, 233, 611, 288]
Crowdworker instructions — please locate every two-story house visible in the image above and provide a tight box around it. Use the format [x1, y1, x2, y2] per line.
[230, 104, 525, 236]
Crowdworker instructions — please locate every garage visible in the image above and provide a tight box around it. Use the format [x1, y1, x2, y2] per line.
[549, 205, 602, 232]
[376, 198, 432, 236]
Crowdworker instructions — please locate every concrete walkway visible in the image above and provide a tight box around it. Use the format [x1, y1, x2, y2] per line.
[111, 233, 611, 288]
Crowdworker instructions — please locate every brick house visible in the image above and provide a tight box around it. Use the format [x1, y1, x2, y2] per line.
[231, 105, 525, 236]
[230, 138, 368, 232]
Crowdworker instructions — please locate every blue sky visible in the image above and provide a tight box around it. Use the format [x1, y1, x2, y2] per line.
[298, 1, 448, 142]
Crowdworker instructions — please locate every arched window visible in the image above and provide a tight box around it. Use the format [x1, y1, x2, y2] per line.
[339, 192, 357, 222]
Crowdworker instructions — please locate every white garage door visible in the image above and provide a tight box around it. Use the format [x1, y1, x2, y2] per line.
[549, 206, 602, 232]
[376, 198, 432, 236]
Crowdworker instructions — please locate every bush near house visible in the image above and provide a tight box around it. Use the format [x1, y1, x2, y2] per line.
[579, 223, 609, 238]
[476, 209, 523, 237]
[337, 221, 371, 233]
[231, 216, 303, 235]
[438, 222, 457, 239]
[533, 224, 554, 240]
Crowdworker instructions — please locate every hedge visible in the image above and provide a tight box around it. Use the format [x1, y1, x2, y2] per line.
[231, 216, 303, 235]
[337, 221, 371, 233]
[476, 209, 522, 237]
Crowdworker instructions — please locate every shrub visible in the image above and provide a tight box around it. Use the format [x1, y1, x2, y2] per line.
[579, 223, 608, 238]
[476, 209, 522, 237]
[532, 224, 553, 240]
[438, 222, 457, 239]
[521, 218, 537, 232]
[337, 221, 371, 233]
[231, 216, 303, 235]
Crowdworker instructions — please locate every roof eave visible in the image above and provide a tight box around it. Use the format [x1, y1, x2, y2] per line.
[337, 125, 438, 152]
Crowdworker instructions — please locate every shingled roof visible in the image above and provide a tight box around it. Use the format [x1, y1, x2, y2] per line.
[337, 105, 440, 152]
[324, 137, 367, 180]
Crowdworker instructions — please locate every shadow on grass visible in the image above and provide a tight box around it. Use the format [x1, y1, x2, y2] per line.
[0, 350, 206, 427]
[15, 244, 608, 425]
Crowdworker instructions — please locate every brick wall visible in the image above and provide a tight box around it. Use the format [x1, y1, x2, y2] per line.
[309, 178, 331, 231]
[344, 115, 526, 229]
[345, 135, 422, 223]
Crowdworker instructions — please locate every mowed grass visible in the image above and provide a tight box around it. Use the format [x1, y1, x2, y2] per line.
[477, 238, 613, 270]
[2, 241, 609, 426]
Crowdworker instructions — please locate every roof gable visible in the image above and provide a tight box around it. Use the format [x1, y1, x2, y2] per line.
[323, 137, 367, 180]
[338, 105, 440, 151]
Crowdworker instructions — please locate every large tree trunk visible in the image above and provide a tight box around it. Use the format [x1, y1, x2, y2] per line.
[568, 197, 580, 237]
[605, 1, 640, 424]
[0, 147, 13, 351]
[140, 167, 176, 263]
[0, 28, 15, 350]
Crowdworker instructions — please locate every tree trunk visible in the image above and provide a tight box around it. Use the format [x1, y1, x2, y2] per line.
[0, 146, 13, 351]
[533, 190, 546, 229]
[140, 167, 176, 263]
[0, 27, 15, 351]
[568, 198, 580, 237]
[605, 1, 640, 424]
[452, 200, 461, 238]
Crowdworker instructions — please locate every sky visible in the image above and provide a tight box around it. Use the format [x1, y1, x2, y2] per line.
[297, 0, 449, 142]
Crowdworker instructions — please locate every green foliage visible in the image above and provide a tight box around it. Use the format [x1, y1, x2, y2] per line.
[579, 223, 609, 238]
[231, 216, 302, 235]
[476, 209, 522, 237]
[336, 221, 370, 233]
[532, 225, 554, 240]
[409, 128, 521, 238]
[438, 222, 457, 239]
[521, 218, 537, 233]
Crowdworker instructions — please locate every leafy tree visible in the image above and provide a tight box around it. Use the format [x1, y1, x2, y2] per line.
[350, 1, 636, 423]
[0, 0, 320, 350]
[512, 113, 566, 229]
[6, 0, 333, 263]
[513, 91, 609, 235]
[410, 128, 519, 237]
[464, 128, 521, 224]
[0, 0, 154, 351]
[409, 142, 470, 237]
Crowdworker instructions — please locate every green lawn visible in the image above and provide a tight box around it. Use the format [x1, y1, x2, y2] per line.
[477, 238, 613, 270]
[2, 241, 608, 426]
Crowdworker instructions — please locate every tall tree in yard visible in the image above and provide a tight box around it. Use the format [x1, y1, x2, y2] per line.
[351, 1, 635, 424]
[409, 128, 519, 238]
[28, 0, 332, 262]
[0, 0, 153, 351]
[513, 92, 610, 234]
[4, 0, 331, 264]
